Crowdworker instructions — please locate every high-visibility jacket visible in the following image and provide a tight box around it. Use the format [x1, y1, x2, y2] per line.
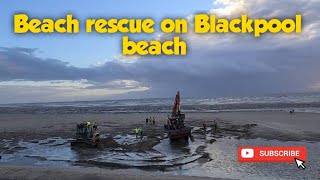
[87, 121, 91, 126]
[134, 128, 138, 134]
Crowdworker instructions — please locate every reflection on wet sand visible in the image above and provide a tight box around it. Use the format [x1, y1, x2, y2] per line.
[1, 112, 320, 179]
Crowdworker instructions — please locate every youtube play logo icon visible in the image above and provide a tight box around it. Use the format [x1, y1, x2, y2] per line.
[241, 148, 254, 158]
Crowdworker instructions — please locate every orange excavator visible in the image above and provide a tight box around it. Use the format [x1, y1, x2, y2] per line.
[165, 91, 191, 141]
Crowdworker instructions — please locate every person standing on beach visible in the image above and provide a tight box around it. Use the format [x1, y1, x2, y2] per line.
[167, 118, 171, 128]
[139, 127, 143, 139]
[203, 120, 207, 132]
[146, 117, 149, 124]
[152, 117, 155, 125]
[290, 109, 295, 114]
[213, 120, 218, 133]
[134, 128, 139, 138]
[149, 117, 152, 123]
[93, 122, 97, 131]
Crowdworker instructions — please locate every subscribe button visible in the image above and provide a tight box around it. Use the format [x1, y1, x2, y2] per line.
[238, 146, 306, 162]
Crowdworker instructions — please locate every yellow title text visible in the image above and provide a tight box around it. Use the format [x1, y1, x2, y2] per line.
[13, 13, 302, 56]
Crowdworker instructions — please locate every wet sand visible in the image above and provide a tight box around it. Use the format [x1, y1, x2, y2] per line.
[1, 112, 320, 179]
[0, 112, 319, 142]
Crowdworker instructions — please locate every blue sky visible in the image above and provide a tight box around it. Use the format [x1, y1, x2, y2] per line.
[0, 0, 213, 67]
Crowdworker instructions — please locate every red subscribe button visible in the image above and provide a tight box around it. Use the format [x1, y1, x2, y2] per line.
[238, 146, 306, 162]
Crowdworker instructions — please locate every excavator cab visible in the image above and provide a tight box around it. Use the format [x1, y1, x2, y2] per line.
[71, 122, 100, 148]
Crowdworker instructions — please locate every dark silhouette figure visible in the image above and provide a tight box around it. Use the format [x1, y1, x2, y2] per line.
[290, 109, 295, 114]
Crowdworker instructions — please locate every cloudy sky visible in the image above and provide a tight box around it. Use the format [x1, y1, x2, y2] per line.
[0, 0, 319, 103]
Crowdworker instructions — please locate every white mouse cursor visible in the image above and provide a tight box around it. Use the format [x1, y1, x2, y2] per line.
[294, 158, 306, 169]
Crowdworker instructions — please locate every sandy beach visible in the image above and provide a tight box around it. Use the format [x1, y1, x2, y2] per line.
[1, 112, 319, 142]
[0, 165, 219, 180]
[1, 112, 320, 179]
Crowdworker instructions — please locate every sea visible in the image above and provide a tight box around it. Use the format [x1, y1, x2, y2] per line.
[0, 92, 320, 114]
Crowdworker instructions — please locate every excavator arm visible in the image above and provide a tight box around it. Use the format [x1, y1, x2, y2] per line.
[171, 91, 180, 117]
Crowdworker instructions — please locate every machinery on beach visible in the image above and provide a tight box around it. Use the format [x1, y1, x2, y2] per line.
[164, 91, 192, 141]
[71, 122, 100, 148]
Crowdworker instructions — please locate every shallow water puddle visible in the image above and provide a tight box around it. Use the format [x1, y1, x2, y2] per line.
[113, 134, 145, 145]
[1, 134, 211, 170]
[6, 135, 317, 179]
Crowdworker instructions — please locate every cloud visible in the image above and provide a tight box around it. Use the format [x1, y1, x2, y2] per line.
[0, 83, 148, 104]
[0, 47, 83, 81]
[0, 48, 150, 103]
[0, 0, 319, 103]
[149, 0, 320, 95]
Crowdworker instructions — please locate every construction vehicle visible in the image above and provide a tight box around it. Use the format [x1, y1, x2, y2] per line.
[164, 91, 192, 141]
[70, 122, 100, 148]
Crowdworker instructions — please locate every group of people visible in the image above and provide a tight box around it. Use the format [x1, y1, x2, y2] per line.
[86, 121, 98, 131]
[289, 109, 295, 114]
[202, 120, 218, 132]
[146, 117, 156, 125]
[134, 127, 144, 139]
